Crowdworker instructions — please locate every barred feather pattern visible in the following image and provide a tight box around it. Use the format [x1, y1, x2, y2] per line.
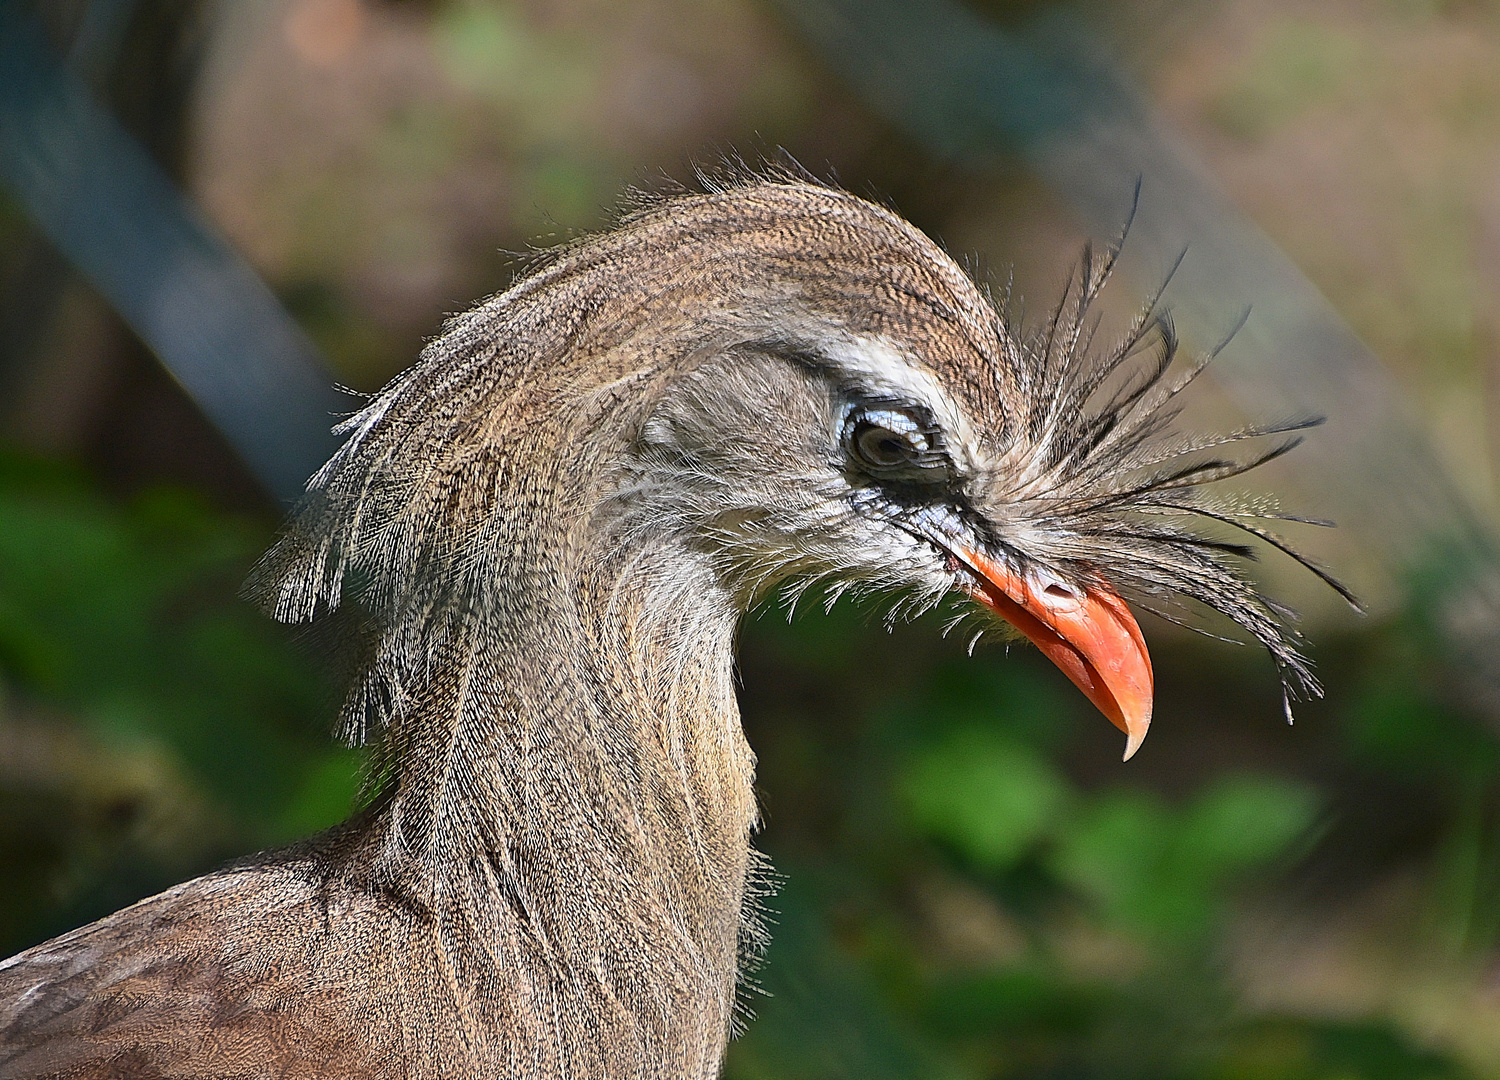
[0, 176, 1348, 1080]
[966, 226, 1356, 719]
[236, 177, 1346, 1073]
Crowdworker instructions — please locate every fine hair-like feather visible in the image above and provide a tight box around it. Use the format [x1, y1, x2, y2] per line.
[1, 175, 1350, 1080]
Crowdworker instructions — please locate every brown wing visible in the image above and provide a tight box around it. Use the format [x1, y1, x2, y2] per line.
[0, 861, 404, 1080]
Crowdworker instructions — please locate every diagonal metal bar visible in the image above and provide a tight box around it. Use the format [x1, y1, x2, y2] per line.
[0, 5, 343, 505]
[776, 0, 1496, 589]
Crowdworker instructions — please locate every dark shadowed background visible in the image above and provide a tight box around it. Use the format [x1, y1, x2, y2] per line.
[5, 0, 1500, 1076]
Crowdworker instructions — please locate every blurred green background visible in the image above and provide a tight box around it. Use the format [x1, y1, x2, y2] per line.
[6, 0, 1500, 1077]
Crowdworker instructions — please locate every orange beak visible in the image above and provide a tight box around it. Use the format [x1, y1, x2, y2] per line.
[957, 547, 1154, 761]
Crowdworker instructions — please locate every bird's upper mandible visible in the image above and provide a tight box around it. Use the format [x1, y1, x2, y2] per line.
[253, 178, 1347, 762]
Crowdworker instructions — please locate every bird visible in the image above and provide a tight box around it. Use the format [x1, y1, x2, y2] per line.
[0, 177, 1346, 1079]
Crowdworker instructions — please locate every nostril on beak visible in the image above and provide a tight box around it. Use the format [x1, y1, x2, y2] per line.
[1033, 573, 1083, 608]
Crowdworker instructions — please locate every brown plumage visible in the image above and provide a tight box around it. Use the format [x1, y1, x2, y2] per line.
[0, 178, 1341, 1078]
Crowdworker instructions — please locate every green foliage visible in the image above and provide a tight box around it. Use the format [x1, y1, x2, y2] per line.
[1212, 1019, 1472, 1080]
[0, 451, 358, 951]
[0, 459, 1491, 1079]
[1052, 776, 1321, 942]
[1338, 627, 1500, 959]
[724, 600, 1481, 1080]
[730, 875, 952, 1080]
[899, 656, 1322, 945]
[903, 728, 1073, 871]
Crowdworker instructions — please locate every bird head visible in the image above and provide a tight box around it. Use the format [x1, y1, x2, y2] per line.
[621, 331, 1159, 757]
[594, 184, 1350, 761]
[255, 179, 1350, 763]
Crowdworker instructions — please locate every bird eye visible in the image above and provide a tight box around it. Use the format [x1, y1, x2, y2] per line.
[843, 407, 944, 479]
[854, 421, 920, 467]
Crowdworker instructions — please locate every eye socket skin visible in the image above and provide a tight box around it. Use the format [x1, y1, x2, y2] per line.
[841, 405, 951, 483]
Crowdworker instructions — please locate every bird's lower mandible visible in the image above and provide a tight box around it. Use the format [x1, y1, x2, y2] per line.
[0, 178, 1345, 1080]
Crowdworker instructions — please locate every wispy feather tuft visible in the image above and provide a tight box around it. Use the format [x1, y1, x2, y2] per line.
[982, 199, 1357, 715]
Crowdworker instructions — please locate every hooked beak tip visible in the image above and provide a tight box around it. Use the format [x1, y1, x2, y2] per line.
[955, 547, 1155, 761]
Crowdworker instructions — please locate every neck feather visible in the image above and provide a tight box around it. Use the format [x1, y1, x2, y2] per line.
[343, 511, 759, 1071]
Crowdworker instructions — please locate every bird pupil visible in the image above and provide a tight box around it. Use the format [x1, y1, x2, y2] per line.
[843, 406, 944, 480]
[859, 424, 911, 465]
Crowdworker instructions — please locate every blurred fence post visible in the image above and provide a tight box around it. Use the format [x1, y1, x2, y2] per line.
[0, 5, 343, 505]
[776, 0, 1500, 711]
